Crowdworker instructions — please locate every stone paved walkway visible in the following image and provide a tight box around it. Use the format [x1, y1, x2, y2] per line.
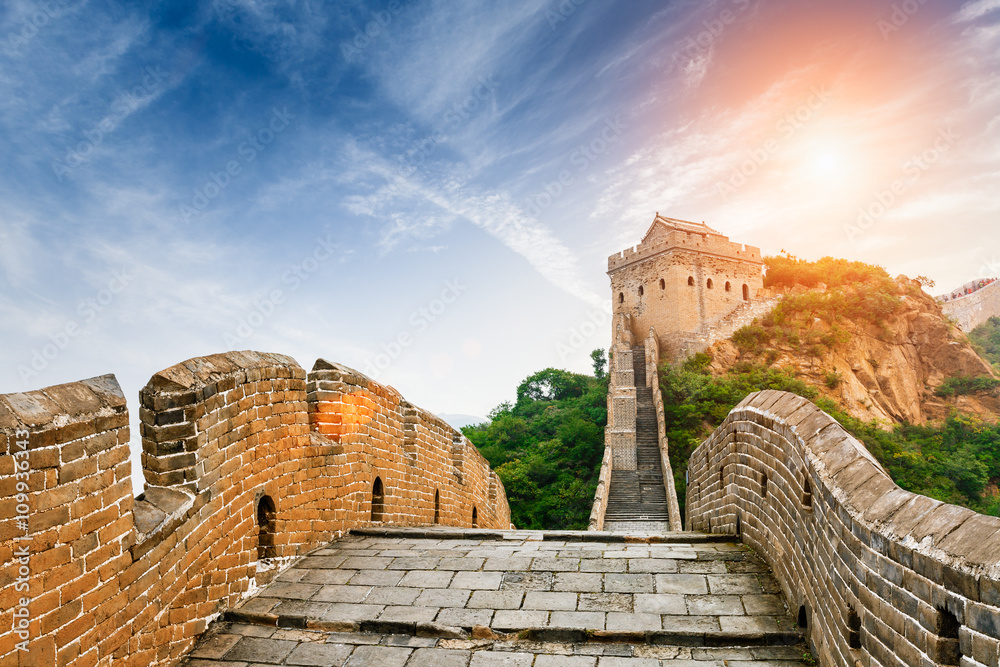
[180, 528, 810, 666]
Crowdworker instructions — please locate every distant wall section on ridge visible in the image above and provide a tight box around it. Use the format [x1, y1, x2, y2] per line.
[940, 279, 1000, 332]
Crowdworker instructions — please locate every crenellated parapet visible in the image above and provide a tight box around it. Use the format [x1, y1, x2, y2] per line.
[1, 350, 510, 667]
[687, 390, 1000, 666]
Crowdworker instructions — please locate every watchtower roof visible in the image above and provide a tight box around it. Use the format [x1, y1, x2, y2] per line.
[643, 215, 722, 241]
[608, 213, 761, 273]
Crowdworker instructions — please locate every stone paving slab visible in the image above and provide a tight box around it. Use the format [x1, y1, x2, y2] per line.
[227, 531, 796, 639]
[183, 528, 809, 665]
[181, 623, 812, 666]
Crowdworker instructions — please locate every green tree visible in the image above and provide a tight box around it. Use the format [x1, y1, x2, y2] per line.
[464, 367, 608, 529]
[590, 348, 607, 379]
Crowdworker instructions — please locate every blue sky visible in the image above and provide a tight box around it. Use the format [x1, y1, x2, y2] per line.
[2, 0, 999, 484]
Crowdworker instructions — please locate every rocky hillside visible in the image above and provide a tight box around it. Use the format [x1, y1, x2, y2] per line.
[707, 274, 1000, 426]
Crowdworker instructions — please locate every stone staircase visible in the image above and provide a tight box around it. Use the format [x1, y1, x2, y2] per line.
[604, 346, 670, 530]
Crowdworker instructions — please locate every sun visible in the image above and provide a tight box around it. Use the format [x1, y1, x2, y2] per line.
[815, 151, 839, 174]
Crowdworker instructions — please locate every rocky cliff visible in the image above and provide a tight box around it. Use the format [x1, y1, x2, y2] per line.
[707, 276, 1000, 425]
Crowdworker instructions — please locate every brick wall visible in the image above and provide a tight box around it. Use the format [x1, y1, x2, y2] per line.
[1, 350, 510, 667]
[686, 389, 1000, 666]
[941, 280, 1000, 332]
[644, 330, 681, 530]
[604, 342, 636, 472]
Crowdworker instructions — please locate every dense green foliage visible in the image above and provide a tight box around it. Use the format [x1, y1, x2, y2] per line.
[935, 375, 1000, 397]
[733, 256, 909, 359]
[763, 254, 898, 290]
[463, 365, 608, 530]
[813, 399, 1000, 515]
[970, 316, 1000, 370]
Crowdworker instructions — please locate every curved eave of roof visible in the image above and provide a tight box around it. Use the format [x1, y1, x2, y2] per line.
[643, 214, 723, 241]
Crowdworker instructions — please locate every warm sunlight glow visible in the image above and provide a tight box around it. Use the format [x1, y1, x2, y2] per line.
[816, 152, 839, 173]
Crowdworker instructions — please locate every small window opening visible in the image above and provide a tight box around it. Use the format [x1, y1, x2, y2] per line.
[735, 513, 741, 537]
[618, 292, 624, 303]
[725, 281, 732, 292]
[659, 278, 665, 290]
[371, 476, 385, 523]
[761, 473, 768, 498]
[688, 276, 695, 286]
[434, 489, 440, 524]
[801, 476, 813, 509]
[798, 605, 809, 629]
[936, 607, 961, 665]
[707, 278, 714, 289]
[257, 495, 277, 560]
[471, 506, 478, 528]
[719, 468, 724, 487]
[742, 284, 750, 301]
[847, 606, 862, 650]
[638, 285, 644, 296]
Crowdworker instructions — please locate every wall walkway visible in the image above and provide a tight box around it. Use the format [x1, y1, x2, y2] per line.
[686, 390, 1000, 666]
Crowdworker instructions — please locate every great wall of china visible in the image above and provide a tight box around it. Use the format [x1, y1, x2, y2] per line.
[5, 218, 1000, 665]
[940, 278, 1000, 333]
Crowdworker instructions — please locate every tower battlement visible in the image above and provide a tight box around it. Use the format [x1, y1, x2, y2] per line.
[609, 215, 765, 361]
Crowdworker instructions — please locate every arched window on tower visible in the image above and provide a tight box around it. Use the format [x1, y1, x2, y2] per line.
[638, 285, 644, 296]
[257, 495, 276, 560]
[707, 279, 714, 289]
[742, 284, 750, 301]
[659, 278, 665, 290]
[618, 292, 624, 303]
[688, 276, 695, 286]
[725, 281, 732, 292]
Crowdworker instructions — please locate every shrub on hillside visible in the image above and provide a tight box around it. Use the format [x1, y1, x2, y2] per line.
[935, 375, 1000, 397]
[970, 317, 1000, 370]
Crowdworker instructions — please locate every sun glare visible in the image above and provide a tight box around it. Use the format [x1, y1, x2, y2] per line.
[816, 151, 839, 173]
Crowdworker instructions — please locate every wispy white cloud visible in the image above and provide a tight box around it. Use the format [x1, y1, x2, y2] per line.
[954, 0, 1000, 23]
[336, 140, 603, 307]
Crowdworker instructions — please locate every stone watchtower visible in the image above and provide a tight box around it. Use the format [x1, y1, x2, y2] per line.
[608, 215, 764, 362]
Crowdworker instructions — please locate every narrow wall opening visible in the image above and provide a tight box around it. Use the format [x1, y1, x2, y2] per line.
[935, 607, 961, 665]
[801, 475, 813, 509]
[434, 489, 440, 524]
[371, 476, 385, 523]
[798, 605, 809, 629]
[688, 276, 695, 286]
[847, 606, 862, 650]
[257, 495, 277, 560]
[761, 472, 768, 498]
[472, 506, 478, 527]
[742, 283, 750, 300]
